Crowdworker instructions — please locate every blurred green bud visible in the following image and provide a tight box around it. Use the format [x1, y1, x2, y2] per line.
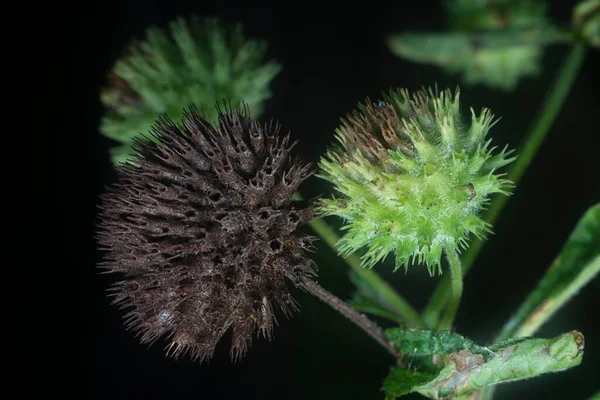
[318, 87, 516, 275]
[100, 16, 281, 165]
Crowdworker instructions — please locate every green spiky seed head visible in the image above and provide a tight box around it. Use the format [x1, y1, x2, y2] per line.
[318, 87, 516, 275]
[100, 16, 281, 165]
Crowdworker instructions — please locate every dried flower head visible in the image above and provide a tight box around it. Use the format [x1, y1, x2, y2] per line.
[97, 104, 316, 362]
[318, 87, 516, 275]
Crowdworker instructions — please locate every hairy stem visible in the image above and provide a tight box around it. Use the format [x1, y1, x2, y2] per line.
[422, 41, 587, 329]
[437, 249, 463, 331]
[301, 279, 397, 357]
[306, 216, 425, 328]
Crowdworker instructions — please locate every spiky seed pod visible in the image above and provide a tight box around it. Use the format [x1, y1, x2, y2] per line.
[318, 87, 516, 275]
[100, 16, 281, 165]
[97, 104, 317, 362]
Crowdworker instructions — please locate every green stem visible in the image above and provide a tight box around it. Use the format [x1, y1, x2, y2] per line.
[421, 41, 587, 329]
[437, 249, 463, 331]
[306, 216, 425, 328]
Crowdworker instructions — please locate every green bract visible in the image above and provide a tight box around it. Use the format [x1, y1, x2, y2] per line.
[100, 16, 281, 164]
[318, 87, 516, 274]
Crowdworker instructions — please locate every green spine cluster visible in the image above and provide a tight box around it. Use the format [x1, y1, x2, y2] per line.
[100, 16, 281, 164]
[318, 87, 516, 274]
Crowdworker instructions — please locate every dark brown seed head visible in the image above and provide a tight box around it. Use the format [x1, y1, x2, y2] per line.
[97, 103, 317, 362]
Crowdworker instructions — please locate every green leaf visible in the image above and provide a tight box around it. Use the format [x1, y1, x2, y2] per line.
[348, 271, 406, 324]
[387, 28, 570, 90]
[573, 0, 600, 49]
[498, 203, 600, 340]
[382, 368, 437, 399]
[586, 390, 600, 400]
[383, 329, 585, 399]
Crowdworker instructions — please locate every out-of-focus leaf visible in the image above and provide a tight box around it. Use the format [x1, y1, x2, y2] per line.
[383, 329, 584, 399]
[445, 0, 549, 31]
[498, 203, 600, 340]
[387, 28, 570, 90]
[349, 291, 405, 324]
[586, 390, 600, 400]
[348, 271, 406, 324]
[573, 0, 600, 48]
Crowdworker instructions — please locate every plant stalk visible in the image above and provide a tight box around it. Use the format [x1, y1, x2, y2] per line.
[304, 212, 425, 328]
[301, 279, 397, 357]
[437, 249, 463, 331]
[422, 41, 587, 329]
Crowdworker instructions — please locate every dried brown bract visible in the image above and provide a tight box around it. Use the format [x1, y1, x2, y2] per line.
[97, 103, 317, 362]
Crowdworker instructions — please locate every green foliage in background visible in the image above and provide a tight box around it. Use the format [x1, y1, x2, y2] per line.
[498, 203, 600, 340]
[388, 0, 570, 90]
[100, 16, 281, 164]
[573, 0, 600, 48]
[445, 0, 548, 31]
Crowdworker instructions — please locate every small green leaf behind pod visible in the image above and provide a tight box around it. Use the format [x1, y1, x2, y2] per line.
[498, 203, 600, 341]
[348, 271, 408, 325]
[383, 328, 584, 399]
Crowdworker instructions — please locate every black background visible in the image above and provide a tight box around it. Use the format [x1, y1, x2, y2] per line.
[68, 1, 600, 399]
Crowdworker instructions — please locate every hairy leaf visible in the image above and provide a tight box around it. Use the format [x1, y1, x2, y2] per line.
[383, 329, 584, 399]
